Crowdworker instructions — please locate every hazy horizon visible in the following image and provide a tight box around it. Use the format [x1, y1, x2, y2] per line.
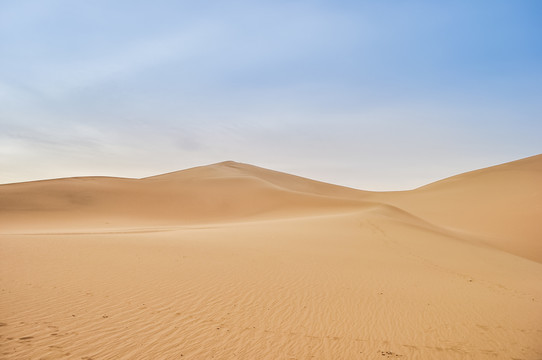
[1, 1, 541, 190]
[1, 155, 541, 193]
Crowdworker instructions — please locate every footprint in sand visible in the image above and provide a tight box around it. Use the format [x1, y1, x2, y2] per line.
[380, 350, 403, 358]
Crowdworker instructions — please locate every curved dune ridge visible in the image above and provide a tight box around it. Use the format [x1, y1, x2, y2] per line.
[1, 155, 541, 359]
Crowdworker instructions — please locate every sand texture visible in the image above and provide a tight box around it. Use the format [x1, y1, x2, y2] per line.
[1, 156, 541, 359]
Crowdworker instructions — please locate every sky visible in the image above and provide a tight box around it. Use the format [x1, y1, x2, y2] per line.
[1, 0, 541, 190]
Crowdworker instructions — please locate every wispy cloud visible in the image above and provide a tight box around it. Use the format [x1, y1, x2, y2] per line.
[0, 0, 540, 189]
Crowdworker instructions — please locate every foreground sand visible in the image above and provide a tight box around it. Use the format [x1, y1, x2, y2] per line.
[1, 156, 541, 359]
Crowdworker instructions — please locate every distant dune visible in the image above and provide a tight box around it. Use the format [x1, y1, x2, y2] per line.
[0, 160, 368, 231]
[1, 155, 541, 359]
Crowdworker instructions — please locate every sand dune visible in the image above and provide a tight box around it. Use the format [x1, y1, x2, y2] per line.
[0, 161, 367, 232]
[1, 156, 541, 359]
[364, 154, 542, 262]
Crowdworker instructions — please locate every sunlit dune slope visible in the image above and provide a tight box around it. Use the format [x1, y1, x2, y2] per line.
[365, 154, 542, 262]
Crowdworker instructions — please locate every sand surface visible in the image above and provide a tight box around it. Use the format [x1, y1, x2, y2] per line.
[1, 156, 541, 359]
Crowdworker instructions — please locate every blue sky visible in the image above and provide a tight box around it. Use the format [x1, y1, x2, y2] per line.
[1, 0, 541, 189]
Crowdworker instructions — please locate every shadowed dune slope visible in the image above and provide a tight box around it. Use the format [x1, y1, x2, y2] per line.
[365, 154, 542, 262]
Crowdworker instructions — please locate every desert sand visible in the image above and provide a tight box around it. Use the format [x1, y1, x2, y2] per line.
[1, 155, 541, 359]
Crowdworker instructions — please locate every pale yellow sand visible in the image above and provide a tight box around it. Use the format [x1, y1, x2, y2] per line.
[1, 156, 541, 359]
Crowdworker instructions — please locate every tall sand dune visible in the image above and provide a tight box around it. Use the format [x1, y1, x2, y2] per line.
[0, 161, 367, 231]
[1, 155, 541, 359]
